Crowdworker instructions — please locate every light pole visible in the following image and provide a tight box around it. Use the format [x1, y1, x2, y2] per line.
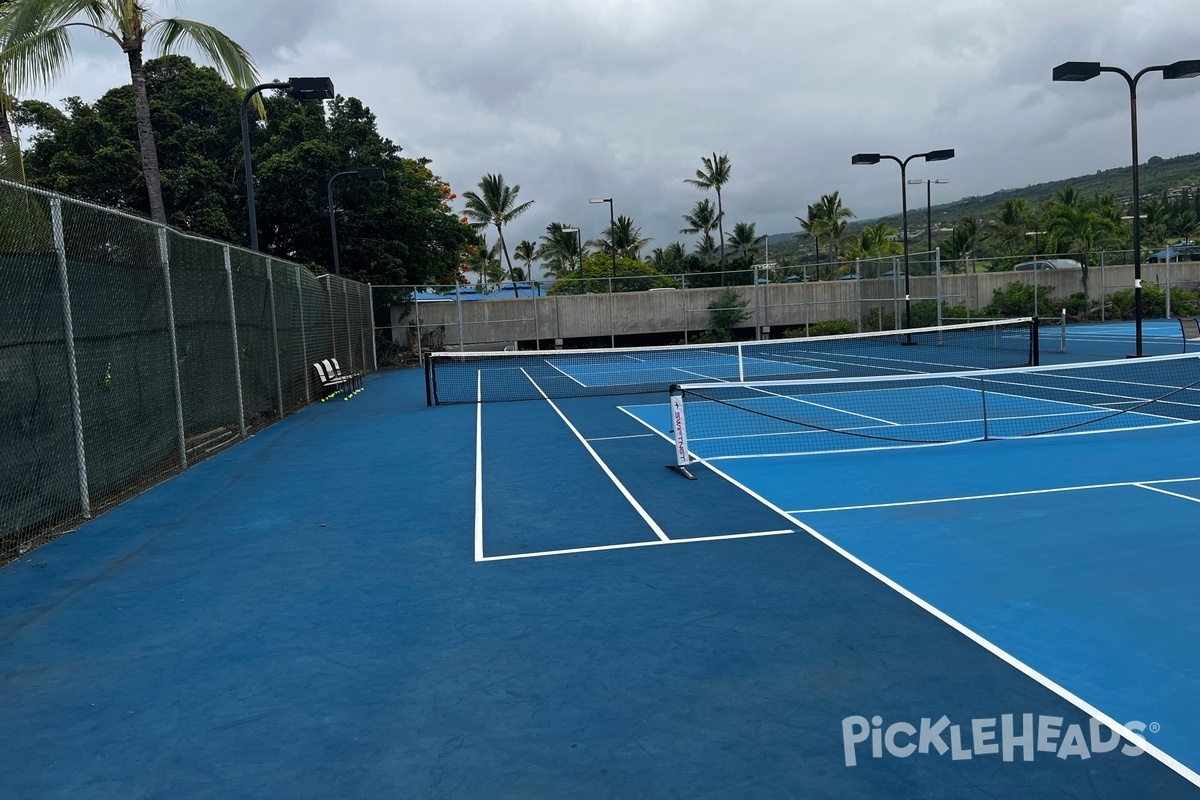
[561, 227, 583, 290]
[328, 167, 386, 276]
[852, 149, 955, 331]
[1053, 59, 1200, 357]
[589, 198, 616, 279]
[908, 178, 949, 259]
[241, 77, 335, 252]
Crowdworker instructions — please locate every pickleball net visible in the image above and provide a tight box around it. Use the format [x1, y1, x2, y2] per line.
[668, 352, 1200, 463]
[425, 317, 1038, 404]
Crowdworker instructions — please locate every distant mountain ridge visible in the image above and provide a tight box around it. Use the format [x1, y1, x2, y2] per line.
[765, 151, 1200, 255]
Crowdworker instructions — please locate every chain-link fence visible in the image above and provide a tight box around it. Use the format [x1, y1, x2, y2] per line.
[378, 248, 1200, 358]
[0, 180, 374, 562]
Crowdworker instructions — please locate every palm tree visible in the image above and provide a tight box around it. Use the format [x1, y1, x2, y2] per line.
[461, 173, 534, 297]
[693, 232, 718, 271]
[647, 242, 686, 275]
[685, 152, 731, 267]
[0, 1, 26, 184]
[680, 198, 719, 267]
[795, 203, 823, 280]
[537, 222, 584, 281]
[843, 221, 900, 263]
[468, 233, 504, 292]
[812, 191, 855, 268]
[726, 221, 760, 267]
[1044, 195, 1120, 297]
[944, 217, 982, 273]
[513, 239, 538, 283]
[990, 198, 1031, 255]
[0, 0, 261, 223]
[592, 214, 650, 259]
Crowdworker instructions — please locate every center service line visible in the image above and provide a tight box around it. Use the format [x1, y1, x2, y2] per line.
[520, 368, 670, 542]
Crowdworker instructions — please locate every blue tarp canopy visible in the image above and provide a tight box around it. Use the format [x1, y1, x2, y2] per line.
[412, 283, 549, 301]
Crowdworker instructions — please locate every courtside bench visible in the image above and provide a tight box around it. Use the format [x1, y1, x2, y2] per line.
[1180, 317, 1200, 352]
[312, 358, 362, 399]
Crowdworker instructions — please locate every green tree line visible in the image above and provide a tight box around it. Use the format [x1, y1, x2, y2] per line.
[7, 54, 474, 286]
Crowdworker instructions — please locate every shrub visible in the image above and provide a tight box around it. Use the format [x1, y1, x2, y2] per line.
[782, 319, 857, 338]
[708, 287, 751, 334]
[981, 281, 1060, 318]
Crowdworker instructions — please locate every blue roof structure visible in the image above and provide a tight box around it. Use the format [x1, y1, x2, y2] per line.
[413, 286, 488, 302]
[412, 283, 549, 302]
[482, 282, 549, 299]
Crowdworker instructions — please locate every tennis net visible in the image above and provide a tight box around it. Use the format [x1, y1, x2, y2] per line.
[667, 352, 1200, 463]
[425, 317, 1038, 405]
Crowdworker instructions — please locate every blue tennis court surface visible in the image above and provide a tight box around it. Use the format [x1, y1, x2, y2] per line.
[3, 320, 1200, 798]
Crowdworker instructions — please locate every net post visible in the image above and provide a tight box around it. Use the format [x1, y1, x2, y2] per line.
[1060, 308, 1067, 354]
[1031, 315, 1040, 366]
[667, 385, 697, 480]
[424, 352, 435, 406]
[980, 376, 990, 441]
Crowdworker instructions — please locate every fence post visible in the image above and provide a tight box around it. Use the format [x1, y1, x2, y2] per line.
[855, 258, 862, 332]
[1100, 250, 1106, 322]
[368, 284, 378, 371]
[51, 198, 91, 519]
[1167, 252, 1173, 319]
[158, 228, 188, 468]
[297, 266, 311, 404]
[455, 283, 465, 351]
[608, 276, 615, 348]
[753, 266, 762, 340]
[893, 256, 901, 331]
[682, 272, 689, 344]
[935, 247, 943, 328]
[223, 246, 248, 436]
[266, 258, 284, 419]
[534, 282, 541, 349]
[342, 281, 354, 372]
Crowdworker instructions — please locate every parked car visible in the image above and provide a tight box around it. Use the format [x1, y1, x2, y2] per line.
[1147, 244, 1200, 263]
[1013, 258, 1082, 271]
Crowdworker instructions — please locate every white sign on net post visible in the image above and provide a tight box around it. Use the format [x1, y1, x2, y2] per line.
[668, 388, 697, 480]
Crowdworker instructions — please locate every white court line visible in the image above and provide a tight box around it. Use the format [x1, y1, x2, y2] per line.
[690, 456, 1200, 788]
[789, 477, 1200, 514]
[743, 385, 902, 426]
[474, 370, 484, 561]
[478, 529, 794, 562]
[588, 433, 657, 442]
[544, 358, 587, 386]
[614, 399, 1200, 784]
[1135, 483, 1200, 504]
[518, 367, 670, 544]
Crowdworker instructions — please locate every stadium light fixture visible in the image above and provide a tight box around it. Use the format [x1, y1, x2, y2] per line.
[851, 149, 956, 331]
[909, 178, 950, 256]
[560, 227, 583, 285]
[327, 168, 386, 277]
[589, 198, 617, 280]
[241, 77, 336, 252]
[1053, 59, 1200, 356]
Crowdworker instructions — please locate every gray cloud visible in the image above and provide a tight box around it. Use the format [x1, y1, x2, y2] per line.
[16, 0, 1200, 259]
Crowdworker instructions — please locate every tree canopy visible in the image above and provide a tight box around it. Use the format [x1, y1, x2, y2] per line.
[13, 54, 475, 286]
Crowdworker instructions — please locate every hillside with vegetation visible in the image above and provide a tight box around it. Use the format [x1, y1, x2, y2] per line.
[766, 151, 1200, 266]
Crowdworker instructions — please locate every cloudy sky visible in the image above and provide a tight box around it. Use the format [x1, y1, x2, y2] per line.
[17, 0, 1200, 255]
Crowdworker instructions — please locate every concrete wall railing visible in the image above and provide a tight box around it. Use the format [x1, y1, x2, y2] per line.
[385, 261, 1200, 351]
